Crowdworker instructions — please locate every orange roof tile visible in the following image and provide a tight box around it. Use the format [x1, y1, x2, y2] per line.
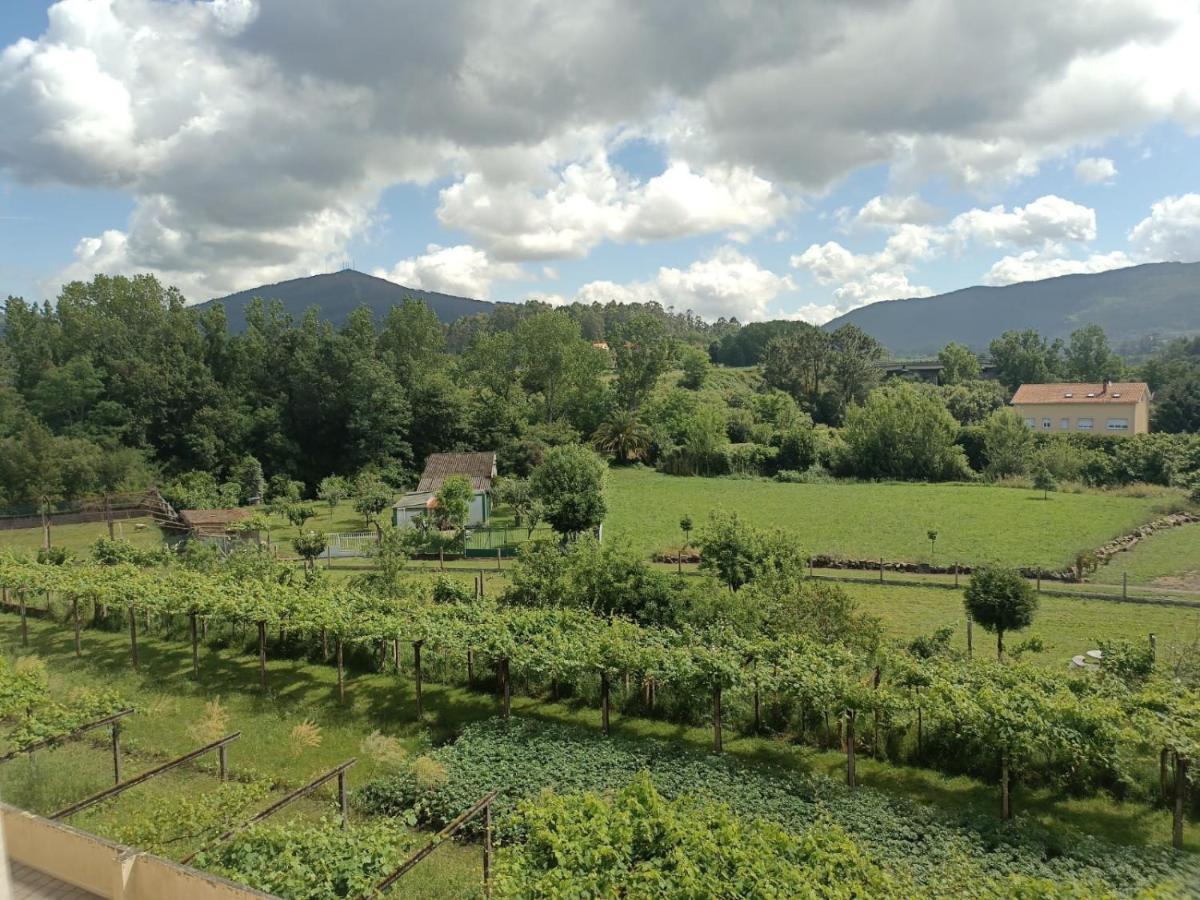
[1010, 382, 1150, 405]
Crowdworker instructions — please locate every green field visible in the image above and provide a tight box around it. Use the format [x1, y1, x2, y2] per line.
[0, 516, 163, 555]
[839, 581, 1200, 665]
[1093, 522, 1200, 589]
[606, 467, 1183, 569]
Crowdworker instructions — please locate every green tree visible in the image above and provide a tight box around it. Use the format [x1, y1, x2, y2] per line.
[1065, 325, 1124, 382]
[612, 312, 673, 409]
[292, 530, 328, 572]
[285, 504, 316, 530]
[317, 475, 351, 520]
[982, 409, 1035, 478]
[529, 444, 607, 539]
[591, 409, 652, 464]
[826, 325, 884, 417]
[1032, 466, 1057, 499]
[761, 325, 831, 410]
[937, 342, 981, 385]
[841, 383, 970, 481]
[432, 475, 473, 535]
[230, 456, 266, 504]
[516, 312, 603, 424]
[678, 346, 711, 390]
[963, 565, 1038, 660]
[1150, 369, 1200, 433]
[352, 474, 394, 533]
[989, 329, 1063, 392]
[697, 509, 762, 591]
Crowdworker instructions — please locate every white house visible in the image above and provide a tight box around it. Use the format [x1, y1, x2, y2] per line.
[393, 452, 496, 529]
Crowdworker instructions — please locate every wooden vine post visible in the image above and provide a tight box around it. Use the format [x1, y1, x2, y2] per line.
[189, 612, 200, 678]
[712, 683, 723, 753]
[257, 621, 268, 690]
[334, 636, 345, 705]
[1000, 751, 1012, 821]
[19, 591, 27, 647]
[412, 640, 424, 720]
[600, 671, 611, 735]
[1173, 755, 1189, 850]
[499, 658, 511, 718]
[845, 709, 857, 789]
[72, 596, 81, 657]
[128, 605, 139, 671]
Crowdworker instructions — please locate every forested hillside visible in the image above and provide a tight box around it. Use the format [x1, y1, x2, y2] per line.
[823, 261, 1200, 356]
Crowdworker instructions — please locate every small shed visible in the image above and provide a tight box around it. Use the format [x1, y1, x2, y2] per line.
[179, 508, 252, 538]
[394, 452, 497, 529]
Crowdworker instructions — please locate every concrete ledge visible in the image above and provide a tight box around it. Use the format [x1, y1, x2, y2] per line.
[2, 803, 275, 900]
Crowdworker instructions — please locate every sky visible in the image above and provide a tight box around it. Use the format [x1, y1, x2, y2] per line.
[1, 1, 1199, 325]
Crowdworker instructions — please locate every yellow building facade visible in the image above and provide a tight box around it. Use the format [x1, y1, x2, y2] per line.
[1010, 382, 1151, 435]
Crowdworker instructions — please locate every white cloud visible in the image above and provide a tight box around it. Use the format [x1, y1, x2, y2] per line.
[2, 0, 1199, 295]
[850, 194, 939, 230]
[791, 230, 937, 306]
[983, 249, 1133, 285]
[947, 195, 1096, 248]
[1074, 156, 1118, 184]
[437, 155, 786, 261]
[564, 247, 794, 322]
[373, 244, 524, 299]
[1128, 193, 1200, 261]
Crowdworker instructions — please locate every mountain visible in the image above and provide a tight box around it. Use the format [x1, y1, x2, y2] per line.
[823, 261, 1200, 357]
[193, 269, 494, 331]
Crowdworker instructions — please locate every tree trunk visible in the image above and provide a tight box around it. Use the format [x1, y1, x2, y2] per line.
[321, 627, 328, 660]
[19, 592, 27, 647]
[1173, 756, 1189, 850]
[393, 638, 400, 674]
[600, 671, 611, 735]
[413, 641, 424, 720]
[966, 616, 973, 658]
[128, 606, 139, 671]
[1001, 752, 1012, 821]
[1161, 748, 1171, 804]
[73, 597, 81, 658]
[336, 636, 345, 705]
[257, 621, 268, 690]
[467, 649, 474, 685]
[846, 711, 857, 789]
[997, 629, 1005, 662]
[190, 612, 199, 678]
[713, 684, 723, 753]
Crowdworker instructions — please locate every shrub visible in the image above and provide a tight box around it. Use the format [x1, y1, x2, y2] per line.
[842, 384, 971, 481]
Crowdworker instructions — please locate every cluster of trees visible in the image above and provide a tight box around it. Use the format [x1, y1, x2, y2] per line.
[4, 275, 1199, 515]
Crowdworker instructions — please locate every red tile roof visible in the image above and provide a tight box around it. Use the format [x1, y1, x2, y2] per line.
[1011, 382, 1150, 405]
[416, 452, 497, 492]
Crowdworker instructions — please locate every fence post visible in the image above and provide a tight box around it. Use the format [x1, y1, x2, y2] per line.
[128, 606, 139, 671]
[954, 562, 959, 588]
[879, 558, 884, 583]
[257, 621, 268, 690]
[600, 671, 610, 735]
[1123, 571, 1128, 599]
[483, 800, 492, 898]
[190, 612, 199, 678]
[111, 723, 122, 785]
[1036, 570, 1041, 593]
[479, 570, 485, 598]
[500, 658, 511, 718]
[496, 547, 502, 571]
[73, 597, 81, 658]
[1149, 632, 1157, 664]
[19, 592, 27, 647]
[218, 743, 228, 781]
[326, 544, 332, 570]
[712, 684, 723, 753]
[467, 649, 474, 685]
[338, 769, 349, 829]
[413, 641, 424, 720]
[966, 615, 973, 658]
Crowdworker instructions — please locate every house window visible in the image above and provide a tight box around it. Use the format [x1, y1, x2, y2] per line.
[1024, 417, 1035, 428]
[1060, 418, 1070, 430]
[1106, 418, 1129, 431]
[1042, 418, 1052, 430]
[1077, 418, 1093, 431]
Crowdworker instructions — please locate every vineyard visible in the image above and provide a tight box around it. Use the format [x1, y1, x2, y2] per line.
[2, 550, 1200, 896]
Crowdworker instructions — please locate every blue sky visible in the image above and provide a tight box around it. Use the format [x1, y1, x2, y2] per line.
[3, 1, 1199, 323]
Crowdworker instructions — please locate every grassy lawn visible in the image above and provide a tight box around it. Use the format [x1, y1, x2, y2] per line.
[840, 581, 1200, 665]
[1092, 522, 1200, 589]
[1, 611, 1194, 856]
[606, 467, 1183, 569]
[0, 516, 162, 555]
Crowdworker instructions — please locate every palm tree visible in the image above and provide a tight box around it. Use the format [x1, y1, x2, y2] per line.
[592, 409, 652, 464]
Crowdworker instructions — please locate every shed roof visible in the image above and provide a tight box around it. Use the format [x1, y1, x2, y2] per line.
[1011, 382, 1150, 405]
[416, 452, 497, 493]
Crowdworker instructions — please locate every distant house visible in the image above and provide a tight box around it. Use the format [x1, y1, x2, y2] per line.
[179, 507, 252, 538]
[393, 452, 497, 529]
[1010, 380, 1151, 435]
